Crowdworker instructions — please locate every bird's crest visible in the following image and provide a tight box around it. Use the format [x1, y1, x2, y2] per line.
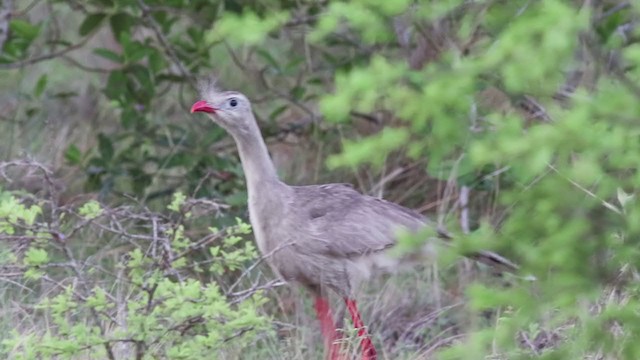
[197, 76, 222, 102]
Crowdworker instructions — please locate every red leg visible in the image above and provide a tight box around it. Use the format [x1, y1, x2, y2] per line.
[314, 297, 342, 360]
[345, 298, 377, 360]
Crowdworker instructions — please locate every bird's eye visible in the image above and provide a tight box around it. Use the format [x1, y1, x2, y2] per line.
[229, 98, 238, 107]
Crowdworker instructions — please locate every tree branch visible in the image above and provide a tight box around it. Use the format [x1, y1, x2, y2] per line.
[0, 36, 91, 70]
[0, 0, 13, 54]
[137, 0, 196, 89]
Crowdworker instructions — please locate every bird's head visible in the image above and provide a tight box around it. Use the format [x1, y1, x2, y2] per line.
[191, 82, 253, 133]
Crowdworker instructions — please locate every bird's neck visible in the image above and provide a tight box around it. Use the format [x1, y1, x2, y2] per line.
[231, 120, 280, 192]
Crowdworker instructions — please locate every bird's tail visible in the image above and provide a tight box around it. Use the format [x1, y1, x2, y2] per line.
[436, 227, 520, 273]
[467, 249, 519, 272]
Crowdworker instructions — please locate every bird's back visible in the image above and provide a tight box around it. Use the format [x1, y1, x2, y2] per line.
[290, 183, 426, 257]
[254, 182, 516, 296]
[261, 183, 429, 295]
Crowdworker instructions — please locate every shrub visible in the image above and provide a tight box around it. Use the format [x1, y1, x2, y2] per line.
[0, 162, 272, 359]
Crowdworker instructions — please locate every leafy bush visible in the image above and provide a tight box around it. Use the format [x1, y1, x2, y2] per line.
[2, 0, 640, 359]
[0, 162, 271, 359]
[309, 1, 640, 359]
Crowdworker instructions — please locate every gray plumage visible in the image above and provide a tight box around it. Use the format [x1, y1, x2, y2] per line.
[191, 87, 517, 299]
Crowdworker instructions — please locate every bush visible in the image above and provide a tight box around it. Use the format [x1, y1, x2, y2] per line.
[2, 0, 640, 359]
[0, 162, 272, 359]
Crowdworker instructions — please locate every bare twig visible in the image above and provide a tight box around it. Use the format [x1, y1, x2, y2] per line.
[228, 278, 286, 304]
[0, 159, 54, 185]
[350, 111, 381, 125]
[0, 35, 93, 70]
[227, 241, 294, 294]
[459, 185, 471, 234]
[170, 232, 221, 261]
[519, 331, 541, 355]
[547, 164, 622, 215]
[223, 326, 255, 342]
[15, 0, 40, 16]
[62, 55, 113, 73]
[596, 2, 630, 22]
[369, 167, 405, 197]
[0, 0, 13, 54]
[284, 15, 317, 27]
[137, 0, 196, 89]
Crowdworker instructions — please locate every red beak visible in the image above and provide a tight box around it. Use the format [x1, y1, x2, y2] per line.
[190, 100, 216, 114]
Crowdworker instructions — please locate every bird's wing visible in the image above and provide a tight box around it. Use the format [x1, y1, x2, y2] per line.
[290, 184, 427, 259]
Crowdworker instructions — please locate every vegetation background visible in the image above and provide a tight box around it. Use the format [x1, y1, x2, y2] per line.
[1, 0, 639, 359]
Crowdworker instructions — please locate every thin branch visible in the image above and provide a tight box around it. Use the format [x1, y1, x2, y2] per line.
[222, 42, 247, 72]
[0, 36, 91, 70]
[284, 15, 317, 27]
[369, 166, 405, 197]
[137, 0, 196, 89]
[547, 164, 622, 215]
[62, 55, 113, 73]
[350, 111, 382, 125]
[0, 159, 54, 184]
[229, 279, 287, 305]
[0, 0, 13, 54]
[223, 326, 255, 342]
[459, 185, 471, 234]
[171, 232, 223, 261]
[596, 2, 630, 22]
[15, 0, 40, 16]
[227, 241, 294, 294]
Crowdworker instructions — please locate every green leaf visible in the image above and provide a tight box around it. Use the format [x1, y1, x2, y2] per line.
[168, 191, 186, 212]
[10, 20, 40, 41]
[327, 127, 410, 169]
[207, 11, 289, 45]
[24, 268, 44, 280]
[269, 105, 287, 121]
[224, 191, 247, 206]
[110, 13, 135, 42]
[65, 144, 82, 165]
[78, 13, 106, 36]
[34, 74, 47, 97]
[120, 35, 148, 63]
[98, 133, 114, 161]
[120, 106, 143, 128]
[129, 65, 155, 99]
[25, 247, 48, 266]
[78, 200, 102, 219]
[104, 70, 127, 101]
[255, 48, 280, 70]
[50, 91, 78, 99]
[210, 246, 220, 257]
[290, 86, 306, 101]
[93, 48, 123, 63]
[147, 48, 166, 73]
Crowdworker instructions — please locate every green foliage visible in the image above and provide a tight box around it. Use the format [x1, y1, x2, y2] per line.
[78, 200, 103, 219]
[3, 0, 640, 358]
[308, 0, 640, 358]
[210, 11, 290, 45]
[328, 127, 409, 169]
[168, 191, 187, 213]
[0, 195, 42, 235]
[2, 0, 245, 204]
[0, 188, 270, 359]
[24, 247, 48, 266]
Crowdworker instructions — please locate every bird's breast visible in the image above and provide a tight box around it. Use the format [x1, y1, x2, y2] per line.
[247, 194, 288, 256]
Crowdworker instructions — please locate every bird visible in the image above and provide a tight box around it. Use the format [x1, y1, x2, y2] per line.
[190, 83, 518, 360]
